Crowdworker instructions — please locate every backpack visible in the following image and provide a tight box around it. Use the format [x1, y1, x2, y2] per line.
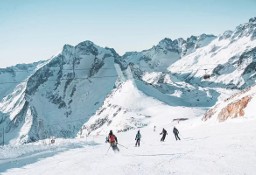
[109, 134, 116, 143]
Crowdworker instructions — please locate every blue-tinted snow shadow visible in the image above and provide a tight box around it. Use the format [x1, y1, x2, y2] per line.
[0, 141, 100, 173]
[134, 79, 219, 107]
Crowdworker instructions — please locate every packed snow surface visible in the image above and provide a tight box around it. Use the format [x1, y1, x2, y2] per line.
[0, 113, 255, 175]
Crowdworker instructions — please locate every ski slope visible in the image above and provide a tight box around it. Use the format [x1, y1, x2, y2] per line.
[0, 115, 255, 175]
[1, 77, 255, 175]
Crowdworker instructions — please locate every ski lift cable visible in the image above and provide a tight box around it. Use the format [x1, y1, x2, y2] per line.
[0, 75, 119, 85]
[0, 62, 230, 85]
[1, 62, 228, 73]
[45, 118, 86, 127]
[0, 67, 214, 85]
[0, 67, 117, 72]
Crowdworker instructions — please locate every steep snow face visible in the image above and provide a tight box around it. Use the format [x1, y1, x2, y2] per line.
[81, 81, 152, 136]
[203, 85, 256, 122]
[0, 61, 46, 100]
[0, 41, 120, 144]
[169, 18, 256, 89]
[80, 80, 205, 136]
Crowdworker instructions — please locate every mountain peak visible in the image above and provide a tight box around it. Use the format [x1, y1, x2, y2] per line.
[158, 38, 173, 45]
[225, 17, 256, 40]
[249, 17, 256, 23]
[76, 40, 95, 47]
[63, 44, 74, 50]
[158, 34, 216, 48]
[61, 40, 98, 57]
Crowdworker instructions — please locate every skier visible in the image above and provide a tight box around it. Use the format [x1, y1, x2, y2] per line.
[160, 128, 168, 141]
[135, 130, 141, 147]
[173, 126, 181, 140]
[107, 130, 119, 152]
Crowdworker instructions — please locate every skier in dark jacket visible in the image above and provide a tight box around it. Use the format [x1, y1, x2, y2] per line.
[173, 127, 181, 140]
[135, 130, 141, 147]
[160, 128, 168, 141]
[108, 130, 119, 152]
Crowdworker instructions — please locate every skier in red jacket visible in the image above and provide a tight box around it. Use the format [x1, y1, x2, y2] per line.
[108, 130, 119, 152]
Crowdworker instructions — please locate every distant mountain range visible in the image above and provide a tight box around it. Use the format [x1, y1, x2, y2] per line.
[0, 17, 255, 144]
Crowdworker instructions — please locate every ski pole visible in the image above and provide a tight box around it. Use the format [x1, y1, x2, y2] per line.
[117, 143, 128, 149]
[105, 145, 111, 155]
[178, 133, 184, 139]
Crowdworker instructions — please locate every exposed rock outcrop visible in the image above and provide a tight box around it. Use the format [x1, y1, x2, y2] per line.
[203, 85, 256, 122]
[218, 96, 252, 121]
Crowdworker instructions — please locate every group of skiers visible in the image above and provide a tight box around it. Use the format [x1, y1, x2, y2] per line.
[106, 126, 181, 152]
[160, 127, 180, 142]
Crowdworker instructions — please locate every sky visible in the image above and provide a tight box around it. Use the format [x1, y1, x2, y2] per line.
[0, 0, 255, 68]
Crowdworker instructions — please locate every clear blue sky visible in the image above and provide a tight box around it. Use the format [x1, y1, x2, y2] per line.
[0, 0, 255, 68]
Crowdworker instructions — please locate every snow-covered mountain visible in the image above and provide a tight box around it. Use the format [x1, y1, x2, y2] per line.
[121, 34, 219, 108]
[169, 17, 256, 89]
[0, 17, 256, 144]
[82, 17, 256, 136]
[123, 34, 216, 72]
[0, 41, 120, 144]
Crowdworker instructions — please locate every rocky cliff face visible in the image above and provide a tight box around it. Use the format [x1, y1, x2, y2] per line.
[218, 96, 251, 121]
[203, 85, 256, 122]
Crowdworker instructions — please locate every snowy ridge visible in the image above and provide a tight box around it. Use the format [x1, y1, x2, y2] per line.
[123, 34, 216, 72]
[81, 81, 151, 136]
[169, 17, 256, 89]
